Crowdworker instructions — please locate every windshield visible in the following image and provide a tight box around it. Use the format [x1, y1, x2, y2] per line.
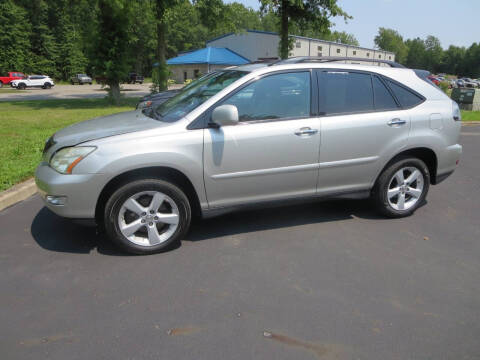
[153, 70, 248, 122]
[79, 74, 87, 77]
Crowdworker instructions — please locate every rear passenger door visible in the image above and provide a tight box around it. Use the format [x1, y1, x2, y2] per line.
[316, 70, 417, 195]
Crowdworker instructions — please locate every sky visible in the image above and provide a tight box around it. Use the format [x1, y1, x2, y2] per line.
[224, 0, 480, 49]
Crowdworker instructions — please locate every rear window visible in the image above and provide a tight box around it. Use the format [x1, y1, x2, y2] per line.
[373, 76, 398, 111]
[319, 71, 373, 114]
[386, 80, 423, 108]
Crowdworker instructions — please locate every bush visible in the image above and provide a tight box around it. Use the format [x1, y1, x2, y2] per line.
[167, 79, 176, 85]
[184, 78, 193, 85]
[438, 81, 450, 94]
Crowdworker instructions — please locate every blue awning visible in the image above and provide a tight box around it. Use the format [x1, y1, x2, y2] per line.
[167, 47, 250, 65]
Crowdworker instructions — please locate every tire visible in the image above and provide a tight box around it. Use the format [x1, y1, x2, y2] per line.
[372, 157, 430, 218]
[139, 81, 143, 84]
[71, 80, 75, 85]
[0, 82, 3, 88]
[17, 83, 26, 90]
[43, 82, 52, 89]
[104, 179, 191, 255]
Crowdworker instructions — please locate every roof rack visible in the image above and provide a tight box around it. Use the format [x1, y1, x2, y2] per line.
[270, 56, 406, 68]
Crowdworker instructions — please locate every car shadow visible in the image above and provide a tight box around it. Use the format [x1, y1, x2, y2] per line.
[30, 198, 386, 256]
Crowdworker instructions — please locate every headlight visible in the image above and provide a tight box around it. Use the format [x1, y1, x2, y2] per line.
[50, 146, 96, 174]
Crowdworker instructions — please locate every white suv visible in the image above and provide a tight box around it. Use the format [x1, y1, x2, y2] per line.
[11, 75, 55, 90]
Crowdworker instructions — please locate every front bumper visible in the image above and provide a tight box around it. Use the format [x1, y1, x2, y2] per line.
[35, 162, 106, 219]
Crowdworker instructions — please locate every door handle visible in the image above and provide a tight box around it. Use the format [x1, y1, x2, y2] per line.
[295, 127, 318, 136]
[387, 118, 407, 127]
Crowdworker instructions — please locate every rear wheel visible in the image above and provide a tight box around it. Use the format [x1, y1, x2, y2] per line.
[104, 179, 191, 254]
[373, 157, 430, 218]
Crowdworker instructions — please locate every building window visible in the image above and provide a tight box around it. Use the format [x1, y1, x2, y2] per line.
[194, 69, 200, 78]
[336, 48, 341, 54]
[379, 54, 381, 59]
[353, 50, 356, 55]
[389, 56, 391, 60]
[318, 45, 322, 51]
[296, 41, 301, 48]
[183, 71, 187, 81]
[366, 52, 370, 57]
[318, 52, 322, 57]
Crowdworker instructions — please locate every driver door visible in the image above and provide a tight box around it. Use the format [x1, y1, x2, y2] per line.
[203, 71, 321, 208]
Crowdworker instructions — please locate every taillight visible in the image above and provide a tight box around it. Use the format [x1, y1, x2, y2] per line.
[452, 101, 461, 121]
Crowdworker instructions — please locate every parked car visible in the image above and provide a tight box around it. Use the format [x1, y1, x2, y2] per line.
[126, 73, 144, 84]
[458, 78, 477, 88]
[36, 58, 462, 254]
[136, 72, 219, 110]
[11, 75, 54, 90]
[427, 75, 440, 85]
[136, 90, 179, 110]
[71, 74, 92, 85]
[0, 72, 25, 87]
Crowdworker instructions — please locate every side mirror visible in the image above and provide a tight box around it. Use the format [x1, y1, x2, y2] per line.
[210, 105, 239, 127]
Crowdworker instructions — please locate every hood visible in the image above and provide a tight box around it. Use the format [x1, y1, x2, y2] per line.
[51, 110, 163, 149]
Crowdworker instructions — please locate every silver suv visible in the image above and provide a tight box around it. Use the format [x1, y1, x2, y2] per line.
[35, 58, 462, 254]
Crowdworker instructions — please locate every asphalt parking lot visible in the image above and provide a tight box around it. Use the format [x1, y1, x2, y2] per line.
[0, 83, 152, 101]
[1, 126, 479, 360]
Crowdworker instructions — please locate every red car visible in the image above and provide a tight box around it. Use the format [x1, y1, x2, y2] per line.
[0, 72, 25, 87]
[427, 75, 440, 85]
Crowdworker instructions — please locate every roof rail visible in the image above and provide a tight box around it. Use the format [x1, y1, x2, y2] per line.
[270, 56, 406, 68]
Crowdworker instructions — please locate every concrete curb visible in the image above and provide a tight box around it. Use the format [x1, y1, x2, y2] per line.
[462, 121, 480, 125]
[0, 178, 37, 212]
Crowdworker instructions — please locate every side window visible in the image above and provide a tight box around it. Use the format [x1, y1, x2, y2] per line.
[319, 71, 373, 115]
[222, 72, 311, 122]
[386, 80, 423, 108]
[372, 76, 398, 111]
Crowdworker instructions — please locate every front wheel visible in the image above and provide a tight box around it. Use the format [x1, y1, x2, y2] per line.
[43, 82, 51, 89]
[104, 179, 191, 254]
[372, 157, 430, 218]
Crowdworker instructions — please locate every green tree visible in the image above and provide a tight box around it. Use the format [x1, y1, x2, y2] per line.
[259, 0, 350, 59]
[0, 0, 31, 75]
[374, 28, 408, 64]
[404, 38, 426, 69]
[463, 43, 480, 78]
[92, 0, 134, 103]
[441, 45, 466, 75]
[424, 35, 443, 73]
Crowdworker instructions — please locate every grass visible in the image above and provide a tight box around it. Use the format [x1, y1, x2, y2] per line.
[461, 110, 480, 122]
[0, 97, 139, 192]
[0, 87, 19, 94]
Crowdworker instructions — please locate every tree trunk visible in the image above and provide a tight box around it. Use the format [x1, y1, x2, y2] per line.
[279, 0, 289, 59]
[109, 81, 121, 104]
[155, 0, 168, 92]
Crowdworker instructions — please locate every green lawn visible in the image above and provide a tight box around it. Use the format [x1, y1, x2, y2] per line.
[0, 87, 19, 94]
[461, 110, 480, 122]
[0, 97, 138, 192]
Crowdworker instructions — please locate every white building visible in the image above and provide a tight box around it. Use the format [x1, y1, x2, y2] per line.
[207, 30, 395, 64]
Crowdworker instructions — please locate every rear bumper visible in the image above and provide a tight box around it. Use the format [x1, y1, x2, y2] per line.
[435, 144, 462, 184]
[35, 162, 105, 219]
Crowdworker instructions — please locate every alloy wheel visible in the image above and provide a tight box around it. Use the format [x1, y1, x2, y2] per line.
[387, 166, 424, 211]
[117, 191, 180, 247]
